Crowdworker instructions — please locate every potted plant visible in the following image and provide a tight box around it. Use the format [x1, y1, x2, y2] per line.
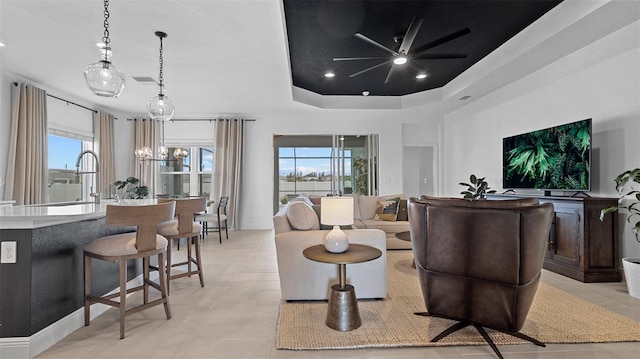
[112, 177, 149, 200]
[600, 168, 640, 299]
[459, 174, 497, 200]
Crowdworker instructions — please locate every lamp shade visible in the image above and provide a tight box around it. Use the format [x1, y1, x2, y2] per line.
[321, 197, 353, 226]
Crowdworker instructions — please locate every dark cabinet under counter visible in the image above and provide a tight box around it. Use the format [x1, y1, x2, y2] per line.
[0, 217, 136, 338]
[487, 194, 621, 283]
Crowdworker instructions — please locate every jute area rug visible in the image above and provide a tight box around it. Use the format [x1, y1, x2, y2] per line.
[276, 250, 640, 350]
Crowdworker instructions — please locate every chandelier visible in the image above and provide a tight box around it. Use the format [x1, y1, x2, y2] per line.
[147, 31, 175, 121]
[134, 120, 188, 162]
[83, 0, 126, 97]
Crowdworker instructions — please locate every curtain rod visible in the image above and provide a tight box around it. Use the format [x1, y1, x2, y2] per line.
[13, 82, 97, 114]
[126, 118, 256, 122]
[47, 94, 97, 114]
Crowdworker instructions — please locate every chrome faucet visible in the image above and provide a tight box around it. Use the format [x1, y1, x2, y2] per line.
[75, 150, 100, 204]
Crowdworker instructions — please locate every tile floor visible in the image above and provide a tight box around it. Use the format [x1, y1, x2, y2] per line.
[37, 230, 640, 359]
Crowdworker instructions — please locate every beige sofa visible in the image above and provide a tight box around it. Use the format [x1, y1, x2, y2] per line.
[276, 193, 411, 250]
[350, 194, 411, 249]
[273, 202, 387, 300]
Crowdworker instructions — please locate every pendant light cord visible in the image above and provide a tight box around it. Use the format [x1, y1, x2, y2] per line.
[102, 0, 111, 62]
[158, 35, 165, 95]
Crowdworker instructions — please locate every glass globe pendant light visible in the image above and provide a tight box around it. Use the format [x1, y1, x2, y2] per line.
[83, 0, 126, 97]
[147, 31, 175, 122]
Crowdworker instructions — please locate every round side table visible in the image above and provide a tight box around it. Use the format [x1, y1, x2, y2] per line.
[303, 244, 382, 331]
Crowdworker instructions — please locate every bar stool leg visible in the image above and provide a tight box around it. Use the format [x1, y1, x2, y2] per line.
[194, 235, 205, 287]
[119, 259, 127, 339]
[158, 251, 171, 319]
[186, 236, 192, 276]
[166, 242, 172, 294]
[143, 257, 149, 304]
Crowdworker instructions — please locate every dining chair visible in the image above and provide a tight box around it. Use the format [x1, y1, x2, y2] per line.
[195, 196, 229, 243]
[83, 201, 176, 339]
[157, 197, 207, 293]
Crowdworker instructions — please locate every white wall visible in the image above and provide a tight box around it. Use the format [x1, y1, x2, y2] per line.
[443, 21, 640, 259]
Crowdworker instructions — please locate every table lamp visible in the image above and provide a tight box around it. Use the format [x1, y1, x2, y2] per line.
[321, 197, 354, 253]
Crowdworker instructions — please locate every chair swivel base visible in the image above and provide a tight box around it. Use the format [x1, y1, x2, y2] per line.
[414, 312, 545, 359]
[326, 284, 361, 331]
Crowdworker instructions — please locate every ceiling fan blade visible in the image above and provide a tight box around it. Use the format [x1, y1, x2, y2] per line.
[411, 28, 471, 55]
[398, 17, 423, 54]
[412, 53, 468, 60]
[407, 61, 427, 73]
[333, 56, 389, 61]
[349, 60, 392, 78]
[354, 33, 398, 55]
[384, 64, 401, 84]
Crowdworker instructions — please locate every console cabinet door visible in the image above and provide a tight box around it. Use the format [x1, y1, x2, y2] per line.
[547, 203, 582, 270]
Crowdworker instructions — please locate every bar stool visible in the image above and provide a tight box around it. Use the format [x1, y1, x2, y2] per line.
[83, 201, 176, 339]
[157, 197, 207, 293]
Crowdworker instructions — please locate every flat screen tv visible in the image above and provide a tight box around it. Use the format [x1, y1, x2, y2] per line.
[503, 118, 591, 193]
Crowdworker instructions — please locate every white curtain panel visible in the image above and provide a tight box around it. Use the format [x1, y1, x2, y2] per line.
[94, 110, 116, 198]
[211, 118, 245, 229]
[132, 118, 159, 195]
[4, 83, 48, 205]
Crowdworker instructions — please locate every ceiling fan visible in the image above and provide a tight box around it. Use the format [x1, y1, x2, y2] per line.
[333, 17, 470, 84]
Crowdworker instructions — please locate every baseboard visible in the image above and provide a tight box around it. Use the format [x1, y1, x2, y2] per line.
[0, 276, 145, 359]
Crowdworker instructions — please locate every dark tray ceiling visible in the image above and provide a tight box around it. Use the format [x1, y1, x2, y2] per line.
[283, 0, 562, 96]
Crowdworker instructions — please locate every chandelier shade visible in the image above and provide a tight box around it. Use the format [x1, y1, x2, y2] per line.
[84, 0, 125, 97]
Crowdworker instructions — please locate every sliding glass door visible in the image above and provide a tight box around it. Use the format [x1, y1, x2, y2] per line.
[273, 134, 378, 213]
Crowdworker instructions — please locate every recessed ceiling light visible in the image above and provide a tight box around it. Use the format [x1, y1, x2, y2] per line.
[324, 72, 335, 78]
[416, 73, 428, 79]
[393, 56, 407, 65]
[0, 41, 5, 47]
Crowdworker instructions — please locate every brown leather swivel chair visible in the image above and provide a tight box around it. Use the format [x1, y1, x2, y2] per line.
[408, 196, 554, 358]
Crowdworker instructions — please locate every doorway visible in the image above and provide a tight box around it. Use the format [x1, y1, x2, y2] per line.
[402, 145, 437, 198]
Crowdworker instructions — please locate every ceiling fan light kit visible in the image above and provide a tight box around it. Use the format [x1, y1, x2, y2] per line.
[84, 0, 126, 98]
[393, 56, 408, 65]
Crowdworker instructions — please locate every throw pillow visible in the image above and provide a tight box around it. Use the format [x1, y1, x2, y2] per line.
[396, 199, 408, 221]
[286, 202, 320, 230]
[374, 197, 400, 221]
[290, 194, 314, 207]
[358, 195, 379, 220]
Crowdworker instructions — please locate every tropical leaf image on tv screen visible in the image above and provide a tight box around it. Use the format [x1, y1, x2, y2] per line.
[503, 119, 591, 190]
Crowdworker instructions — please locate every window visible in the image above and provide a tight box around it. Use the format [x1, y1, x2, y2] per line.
[278, 146, 350, 200]
[47, 133, 92, 202]
[273, 134, 379, 213]
[159, 146, 212, 197]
